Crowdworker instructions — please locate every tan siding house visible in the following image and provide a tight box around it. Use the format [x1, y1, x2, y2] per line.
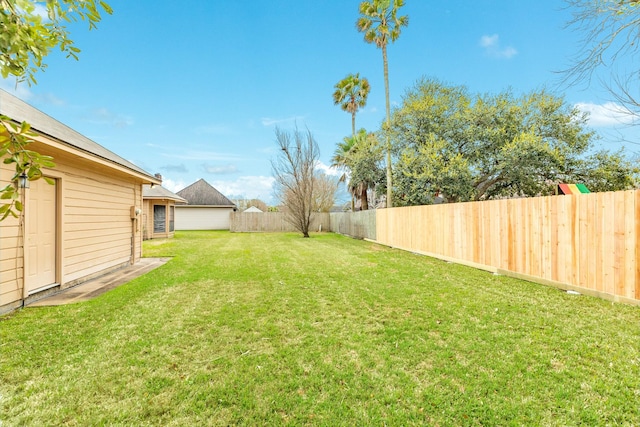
[0, 90, 161, 314]
[142, 184, 187, 240]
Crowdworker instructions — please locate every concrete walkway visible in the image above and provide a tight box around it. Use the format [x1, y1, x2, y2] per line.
[28, 257, 171, 307]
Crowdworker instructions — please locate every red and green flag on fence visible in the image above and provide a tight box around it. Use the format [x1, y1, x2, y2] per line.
[557, 183, 590, 195]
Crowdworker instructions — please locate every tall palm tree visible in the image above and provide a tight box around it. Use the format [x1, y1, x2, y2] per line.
[331, 135, 358, 211]
[331, 129, 381, 211]
[332, 73, 371, 138]
[356, 0, 408, 208]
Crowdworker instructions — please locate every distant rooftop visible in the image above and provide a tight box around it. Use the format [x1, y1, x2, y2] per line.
[143, 185, 188, 204]
[176, 179, 235, 206]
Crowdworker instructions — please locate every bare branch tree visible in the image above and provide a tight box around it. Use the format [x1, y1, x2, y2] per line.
[271, 127, 320, 238]
[312, 173, 338, 213]
[562, 0, 640, 119]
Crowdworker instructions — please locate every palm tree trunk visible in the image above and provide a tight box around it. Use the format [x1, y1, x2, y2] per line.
[382, 43, 393, 208]
[351, 112, 356, 138]
[360, 184, 369, 210]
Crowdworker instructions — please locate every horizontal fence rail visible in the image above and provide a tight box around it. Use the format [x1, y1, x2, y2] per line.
[229, 212, 330, 233]
[375, 190, 640, 304]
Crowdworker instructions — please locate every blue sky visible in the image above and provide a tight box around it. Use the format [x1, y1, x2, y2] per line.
[2, 0, 638, 204]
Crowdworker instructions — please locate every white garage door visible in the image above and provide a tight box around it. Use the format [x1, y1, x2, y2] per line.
[175, 207, 233, 230]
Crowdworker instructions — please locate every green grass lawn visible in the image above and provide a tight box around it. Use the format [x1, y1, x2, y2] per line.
[1, 231, 639, 426]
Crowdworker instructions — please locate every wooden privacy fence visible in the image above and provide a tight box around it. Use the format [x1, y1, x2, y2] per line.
[230, 212, 330, 233]
[330, 210, 376, 240]
[375, 190, 640, 304]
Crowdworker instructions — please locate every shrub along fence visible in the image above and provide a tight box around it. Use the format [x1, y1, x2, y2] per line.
[376, 190, 640, 305]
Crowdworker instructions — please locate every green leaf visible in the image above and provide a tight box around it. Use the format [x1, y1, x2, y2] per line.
[1, 190, 15, 200]
[40, 158, 56, 168]
[27, 168, 41, 179]
[100, 1, 114, 14]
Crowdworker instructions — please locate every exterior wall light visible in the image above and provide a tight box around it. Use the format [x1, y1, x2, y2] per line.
[18, 172, 29, 189]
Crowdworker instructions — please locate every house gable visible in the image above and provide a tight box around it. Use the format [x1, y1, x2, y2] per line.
[176, 179, 235, 207]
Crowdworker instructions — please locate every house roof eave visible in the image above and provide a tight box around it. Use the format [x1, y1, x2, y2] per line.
[0, 90, 160, 184]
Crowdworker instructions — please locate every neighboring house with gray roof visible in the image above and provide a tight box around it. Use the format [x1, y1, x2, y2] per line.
[142, 183, 187, 240]
[0, 90, 161, 314]
[175, 179, 236, 230]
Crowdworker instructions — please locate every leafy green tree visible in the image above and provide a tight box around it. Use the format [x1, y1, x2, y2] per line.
[356, 0, 408, 208]
[1, 0, 112, 220]
[348, 129, 385, 209]
[331, 129, 385, 210]
[390, 79, 475, 205]
[390, 78, 638, 205]
[1, 0, 112, 84]
[331, 135, 358, 210]
[574, 149, 639, 192]
[333, 73, 371, 137]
